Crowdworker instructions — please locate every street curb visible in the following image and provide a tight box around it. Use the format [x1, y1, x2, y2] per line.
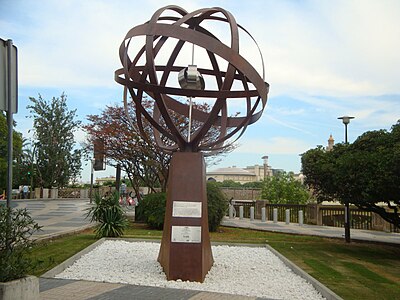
[266, 244, 343, 300]
[33, 223, 96, 243]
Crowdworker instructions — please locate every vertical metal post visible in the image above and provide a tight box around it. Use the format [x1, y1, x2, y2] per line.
[338, 116, 354, 243]
[116, 163, 121, 193]
[187, 43, 195, 142]
[89, 159, 94, 203]
[344, 123, 350, 243]
[6, 40, 13, 208]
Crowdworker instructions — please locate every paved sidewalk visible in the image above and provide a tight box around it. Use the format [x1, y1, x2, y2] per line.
[221, 217, 400, 245]
[1, 198, 94, 239]
[39, 278, 273, 300]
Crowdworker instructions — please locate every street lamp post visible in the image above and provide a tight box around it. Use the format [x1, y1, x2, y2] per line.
[338, 115, 355, 243]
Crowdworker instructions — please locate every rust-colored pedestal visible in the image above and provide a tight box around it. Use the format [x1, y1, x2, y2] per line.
[158, 152, 213, 282]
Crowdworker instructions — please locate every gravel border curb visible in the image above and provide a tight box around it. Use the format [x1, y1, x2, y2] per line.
[41, 238, 107, 278]
[266, 244, 343, 300]
[41, 238, 341, 300]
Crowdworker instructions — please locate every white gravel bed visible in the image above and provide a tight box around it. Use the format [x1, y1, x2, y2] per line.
[56, 240, 325, 300]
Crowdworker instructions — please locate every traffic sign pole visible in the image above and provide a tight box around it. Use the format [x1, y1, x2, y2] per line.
[6, 39, 14, 208]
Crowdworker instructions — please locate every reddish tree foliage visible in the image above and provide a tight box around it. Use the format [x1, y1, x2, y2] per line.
[84, 98, 236, 194]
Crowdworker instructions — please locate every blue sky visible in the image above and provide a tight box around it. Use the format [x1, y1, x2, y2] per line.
[1, 0, 400, 182]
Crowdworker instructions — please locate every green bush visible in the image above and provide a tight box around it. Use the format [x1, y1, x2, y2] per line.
[136, 192, 166, 230]
[207, 182, 228, 231]
[136, 182, 227, 232]
[86, 192, 128, 238]
[0, 206, 41, 282]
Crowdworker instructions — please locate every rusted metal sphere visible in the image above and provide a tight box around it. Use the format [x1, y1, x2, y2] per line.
[115, 5, 269, 154]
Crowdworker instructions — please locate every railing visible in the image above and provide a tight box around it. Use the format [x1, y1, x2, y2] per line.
[320, 206, 372, 230]
[231, 200, 255, 218]
[58, 188, 81, 198]
[265, 204, 307, 223]
[229, 202, 378, 231]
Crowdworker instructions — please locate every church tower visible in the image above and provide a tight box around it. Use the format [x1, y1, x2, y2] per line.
[326, 134, 334, 151]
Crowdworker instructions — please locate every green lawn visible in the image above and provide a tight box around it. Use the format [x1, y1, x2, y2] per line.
[29, 223, 400, 300]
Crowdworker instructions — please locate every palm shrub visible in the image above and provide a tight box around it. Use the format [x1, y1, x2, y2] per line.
[0, 206, 41, 282]
[136, 182, 227, 232]
[86, 192, 128, 238]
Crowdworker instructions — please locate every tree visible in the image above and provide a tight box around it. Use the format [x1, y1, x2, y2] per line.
[84, 101, 169, 195]
[218, 180, 242, 188]
[242, 181, 264, 189]
[84, 98, 236, 194]
[301, 121, 400, 229]
[261, 171, 310, 204]
[27, 94, 82, 188]
[0, 112, 23, 191]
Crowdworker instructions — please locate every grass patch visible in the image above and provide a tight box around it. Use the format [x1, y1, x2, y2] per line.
[303, 258, 345, 280]
[342, 261, 392, 283]
[28, 223, 400, 300]
[28, 229, 96, 277]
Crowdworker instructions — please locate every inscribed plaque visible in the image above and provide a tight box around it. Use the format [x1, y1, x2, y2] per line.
[171, 226, 201, 243]
[172, 201, 202, 218]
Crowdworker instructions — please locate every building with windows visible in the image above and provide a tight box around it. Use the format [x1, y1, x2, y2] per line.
[206, 156, 282, 184]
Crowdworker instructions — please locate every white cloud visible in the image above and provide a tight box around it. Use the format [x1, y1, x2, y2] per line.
[235, 137, 312, 155]
[4, 0, 399, 99]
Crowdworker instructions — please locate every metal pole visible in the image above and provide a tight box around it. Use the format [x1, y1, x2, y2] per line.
[89, 159, 94, 203]
[116, 163, 121, 193]
[187, 43, 195, 142]
[6, 40, 13, 208]
[344, 123, 350, 243]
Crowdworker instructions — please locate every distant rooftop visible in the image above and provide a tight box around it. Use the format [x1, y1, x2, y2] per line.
[207, 167, 255, 175]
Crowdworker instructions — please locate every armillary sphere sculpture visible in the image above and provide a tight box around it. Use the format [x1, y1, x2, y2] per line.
[115, 5, 269, 283]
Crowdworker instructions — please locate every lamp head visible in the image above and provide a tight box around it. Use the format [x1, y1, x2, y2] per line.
[338, 115, 355, 125]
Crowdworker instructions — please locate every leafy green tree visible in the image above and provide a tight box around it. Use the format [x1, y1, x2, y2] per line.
[301, 121, 400, 228]
[84, 99, 236, 194]
[219, 179, 242, 188]
[242, 181, 264, 189]
[27, 94, 82, 188]
[261, 171, 310, 204]
[0, 112, 23, 191]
